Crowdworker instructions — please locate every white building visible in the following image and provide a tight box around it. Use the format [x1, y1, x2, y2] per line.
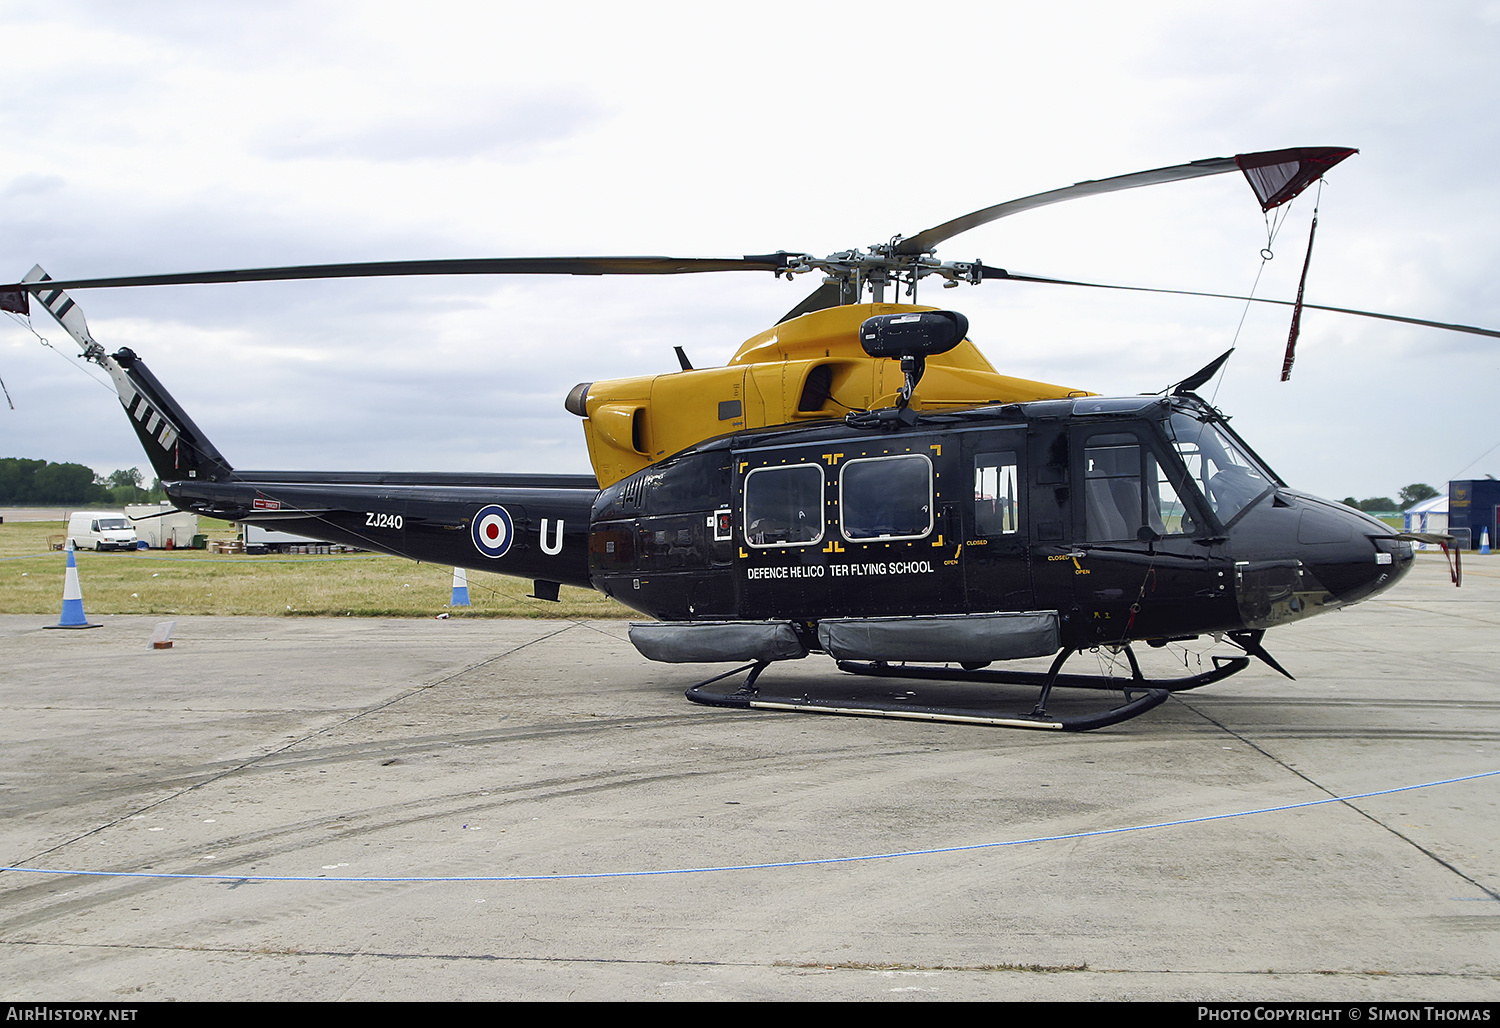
[1402, 494, 1448, 547]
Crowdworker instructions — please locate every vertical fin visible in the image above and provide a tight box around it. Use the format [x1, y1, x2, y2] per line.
[104, 348, 235, 483]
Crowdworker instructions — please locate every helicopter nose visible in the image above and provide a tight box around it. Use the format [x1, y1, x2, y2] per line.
[1294, 495, 1414, 604]
[1232, 492, 1414, 631]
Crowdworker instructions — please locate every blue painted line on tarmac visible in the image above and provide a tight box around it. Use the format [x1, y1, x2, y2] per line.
[3, 769, 1495, 885]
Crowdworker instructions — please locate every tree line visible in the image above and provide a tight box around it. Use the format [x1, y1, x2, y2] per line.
[1340, 483, 1440, 514]
[0, 458, 165, 505]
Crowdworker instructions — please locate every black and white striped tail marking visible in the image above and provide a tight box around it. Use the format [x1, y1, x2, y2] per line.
[122, 387, 181, 455]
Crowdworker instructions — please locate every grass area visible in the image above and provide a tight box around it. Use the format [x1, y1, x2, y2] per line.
[0, 519, 633, 619]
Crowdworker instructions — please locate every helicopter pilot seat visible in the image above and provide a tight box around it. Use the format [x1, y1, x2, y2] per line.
[1086, 477, 1145, 542]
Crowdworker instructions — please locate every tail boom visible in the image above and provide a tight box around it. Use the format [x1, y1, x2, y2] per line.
[169, 474, 597, 589]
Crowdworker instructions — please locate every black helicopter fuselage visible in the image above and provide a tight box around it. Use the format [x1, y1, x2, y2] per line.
[588, 392, 1412, 650]
[85, 342, 1422, 731]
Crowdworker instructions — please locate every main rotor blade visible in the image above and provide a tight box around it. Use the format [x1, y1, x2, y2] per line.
[896, 147, 1354, 256]
[5, 254, 794, 292]
[984, 268, 1500, 340]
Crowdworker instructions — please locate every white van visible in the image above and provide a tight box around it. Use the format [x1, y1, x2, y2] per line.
[67, 511, 139, 551]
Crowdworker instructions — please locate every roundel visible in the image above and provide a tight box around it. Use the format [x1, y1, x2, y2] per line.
[471, 504, 515, 559]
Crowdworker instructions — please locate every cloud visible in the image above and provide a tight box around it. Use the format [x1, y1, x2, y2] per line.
[1, 2, 1497, 503]
[257, 95, 609, 163]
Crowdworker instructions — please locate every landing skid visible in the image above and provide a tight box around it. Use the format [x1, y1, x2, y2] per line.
[684, 647, 1251, 732]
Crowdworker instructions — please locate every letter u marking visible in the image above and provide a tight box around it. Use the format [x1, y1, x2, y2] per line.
[540, 519, 564, 555]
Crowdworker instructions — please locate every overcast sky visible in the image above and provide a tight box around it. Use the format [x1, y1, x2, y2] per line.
[1, 1, 1497, 502]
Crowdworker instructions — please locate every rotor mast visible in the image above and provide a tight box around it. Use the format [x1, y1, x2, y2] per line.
[777, 242, 988, 307]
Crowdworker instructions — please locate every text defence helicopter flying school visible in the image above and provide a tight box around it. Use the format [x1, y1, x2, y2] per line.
[4, 146, 1484, 731]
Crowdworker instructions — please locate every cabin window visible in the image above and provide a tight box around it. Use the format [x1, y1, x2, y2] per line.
[839, 454, 934, 542]
[743, 463, 825, 547]
[974, 451, 1020, 536]
[1165, 413, 1271, 523]
[1081, 431, 1195, 541]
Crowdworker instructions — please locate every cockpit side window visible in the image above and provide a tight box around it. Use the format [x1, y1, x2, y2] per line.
[1081, 430, 1197, 541]
[1149, 453, 1195, 536]
[1166, 413, 1272, 524]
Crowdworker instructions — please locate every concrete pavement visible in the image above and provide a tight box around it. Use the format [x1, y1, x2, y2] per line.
[0, 554, 1496, 1001]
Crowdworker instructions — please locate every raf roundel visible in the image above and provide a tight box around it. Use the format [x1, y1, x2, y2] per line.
[471, 504, 515, 559]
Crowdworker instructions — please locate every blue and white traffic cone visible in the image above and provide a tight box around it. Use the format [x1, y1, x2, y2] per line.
[1482, 528, 1491, 556]
[45, 541, 100, 630]
[450, 567, 471, 607]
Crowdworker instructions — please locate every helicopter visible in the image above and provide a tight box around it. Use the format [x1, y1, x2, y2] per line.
[3, 145, 1483, 731]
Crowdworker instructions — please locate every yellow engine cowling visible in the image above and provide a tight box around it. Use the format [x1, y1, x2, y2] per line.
[570, 303, 1092, 487]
